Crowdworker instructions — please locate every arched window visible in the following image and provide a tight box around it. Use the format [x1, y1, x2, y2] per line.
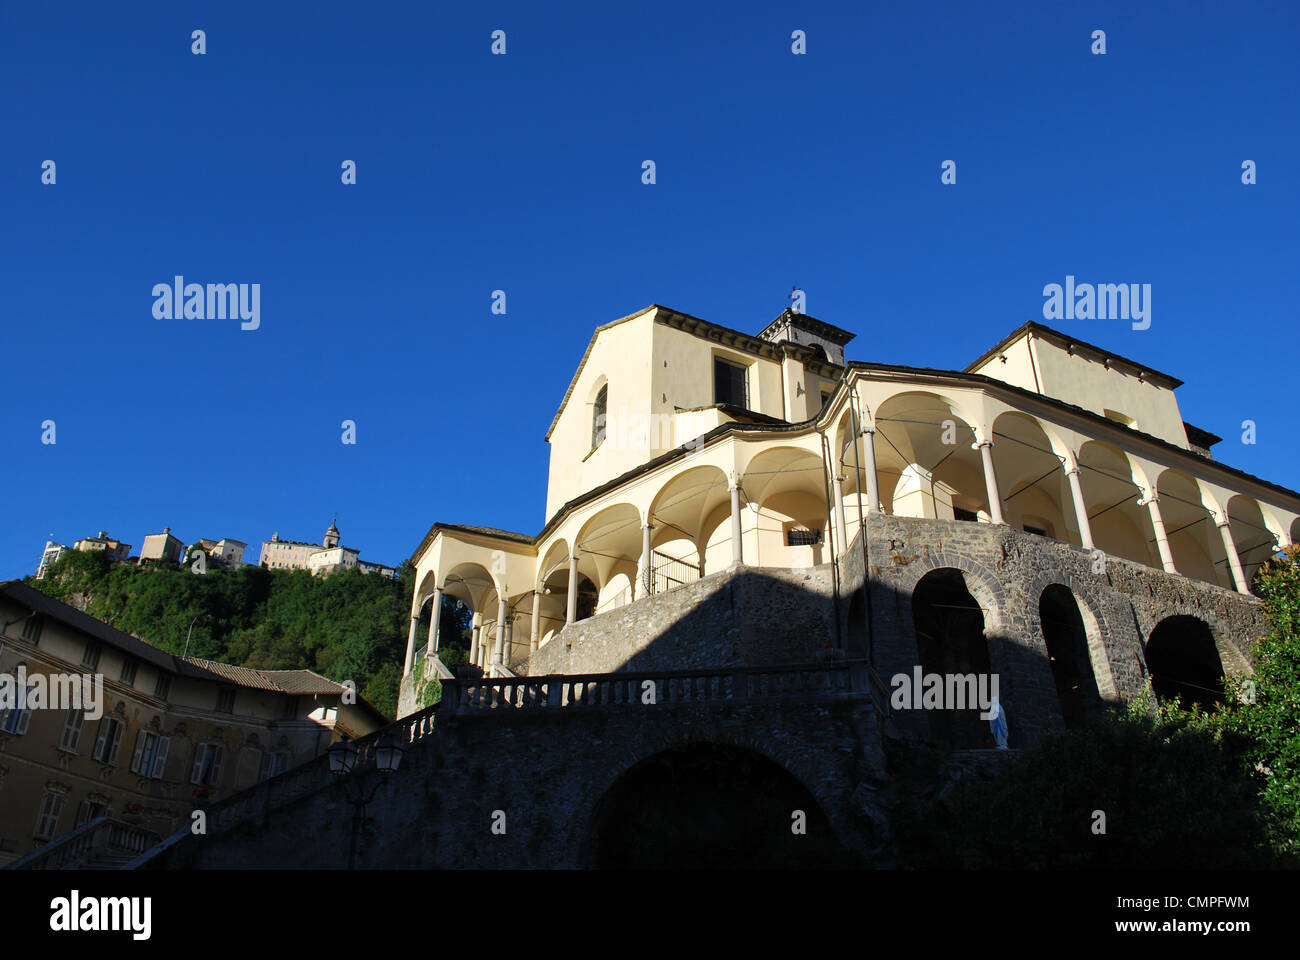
[592, 384, 608, 449]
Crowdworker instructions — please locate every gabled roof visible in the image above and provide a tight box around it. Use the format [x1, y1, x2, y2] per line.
[0, 580, 383, 716]
[544, 304, 847, 441]
[968, 321, 1183, 389]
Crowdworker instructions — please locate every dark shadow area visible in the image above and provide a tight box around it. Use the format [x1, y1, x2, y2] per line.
[1145, 615, 1225, 711]
[911, 569, 994, 748]
[588, 743, 861, 868]
[1039, 585, 1103, 728]
[890, 707, 1291, 869]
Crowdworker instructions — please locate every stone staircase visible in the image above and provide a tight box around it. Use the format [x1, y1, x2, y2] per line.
[5, 816, 160, 870]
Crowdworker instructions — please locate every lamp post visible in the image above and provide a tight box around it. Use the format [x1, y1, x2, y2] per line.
[328, 733, 405, 869]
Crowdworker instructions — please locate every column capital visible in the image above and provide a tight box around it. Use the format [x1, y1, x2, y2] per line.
[974, 438, 994, 450]
[1137, 494, 1158, 508]
[1064, 466, 1080, 478]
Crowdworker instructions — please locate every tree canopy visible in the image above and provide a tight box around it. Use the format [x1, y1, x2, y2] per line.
[25, 550, 471, 719]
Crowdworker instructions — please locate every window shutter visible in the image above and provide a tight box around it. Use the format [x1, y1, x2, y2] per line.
[259, 750, 273, 781]
[107, 721, 123, 764]
[151, 736, 170, 779]
[211, 745, 225, 786]
[191, 744, 206, 784]
[92, 718, 110, 761]
[15, 702, 32, 735]
[130, 730, 147, 774]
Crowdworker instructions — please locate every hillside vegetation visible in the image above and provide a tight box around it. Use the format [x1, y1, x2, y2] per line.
[25, 549, 470, 719]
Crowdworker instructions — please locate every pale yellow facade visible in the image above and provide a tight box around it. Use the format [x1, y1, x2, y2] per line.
[404, 306, 1300, 679]
[0, 581, 384, 865]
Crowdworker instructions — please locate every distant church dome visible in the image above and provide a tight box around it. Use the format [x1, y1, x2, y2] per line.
[323, 519, 340, 548]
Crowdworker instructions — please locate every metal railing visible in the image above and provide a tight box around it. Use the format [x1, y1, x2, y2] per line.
[650, 551, 701, 595]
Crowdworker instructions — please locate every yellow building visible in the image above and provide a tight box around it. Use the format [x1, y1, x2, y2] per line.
[402, 306, 1300, 683]
[0, 580, 385, 866]
[72, 531, 131, 562]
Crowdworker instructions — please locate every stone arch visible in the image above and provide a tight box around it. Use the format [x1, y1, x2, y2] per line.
[1144, 615, 1226, 711]
[533, 539, 572, 647]
[872, 392, 988, 521]
[1155, 468, 1232, 588]
[1017, 566, 1120, 703]
[739, 445, 829, 570]
[990, 412, 1075, 545]
[908, 566, 1000, 748]
[1037, 585, 1104, 727]
[574, 733, 863, 868]
[574, 503, 642, 603]
[1226, 494, 1279, 592]
[648, 465, 729, 578]
[441, 562, 498, 614]
[1076, 440, 1157, 569]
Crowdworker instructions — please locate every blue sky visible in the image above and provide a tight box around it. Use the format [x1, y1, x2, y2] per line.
[1, 1, 1296, 579]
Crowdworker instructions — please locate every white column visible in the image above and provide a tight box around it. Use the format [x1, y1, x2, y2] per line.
[1217, 519, 1250, 593]
[493, 596, 507, 665]
[1066, 468, 1094, 551]
[503, 617, 514, 665]
[977, 440, 1005, 524]
[729, 477, 744, 566]
[403, 615, 419, 676]
[428, 587, 443, 652]
[1141, 495, 1177, 573]
[833, 474, 849, 555]
[861, 428, 881, 514]
[566, 554, 578, 625]
[469, 611, 481, 666]
[530, 591, 541, 650]
[640, 523, 653, 598]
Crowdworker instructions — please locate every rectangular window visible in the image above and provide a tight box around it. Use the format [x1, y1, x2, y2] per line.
[953, 507, 979, 522]
[714, 357, 748, 408]
[130, 730, 171, 779]
[259, 751, 289, 781]
[21, 615, 43, 644]
[0, 683, 35, 735]
[90, 716, 124, 764]
[154, 673, 171, 701]
[119, 658, 138, 686]
[34, 792, 65, 840]
[59, 708, 85, 753]
[81, 641, 102, 670]
[216, 688, 236, 714]
[76, 800, 108, 827]
[786, 528, 822, 547]
[191, 743, 225, 786]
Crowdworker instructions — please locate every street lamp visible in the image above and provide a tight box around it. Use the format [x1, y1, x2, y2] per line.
[328, 733, 405, 868]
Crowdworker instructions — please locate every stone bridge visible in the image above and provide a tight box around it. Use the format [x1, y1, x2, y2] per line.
[139, 661, 891, 869]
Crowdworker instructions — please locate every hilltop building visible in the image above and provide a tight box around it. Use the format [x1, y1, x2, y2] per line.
[138, 527, 183, 564]
[191, 538, 247, 568]
[72, 532, 131, 563]
[35, 542, 69, 580]
[260, 521, 395, 578]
